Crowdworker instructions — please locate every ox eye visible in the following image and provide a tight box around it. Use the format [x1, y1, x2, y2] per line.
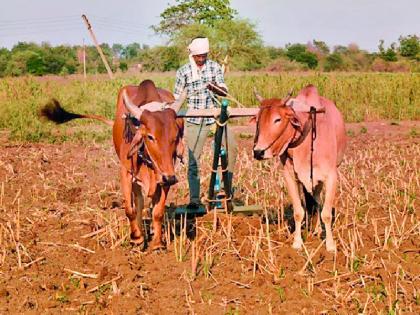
[147, 134, 155, 141]
[274, 118, 281, 123]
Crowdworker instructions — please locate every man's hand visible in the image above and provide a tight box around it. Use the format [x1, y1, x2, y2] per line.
[207, 82, 227, 97]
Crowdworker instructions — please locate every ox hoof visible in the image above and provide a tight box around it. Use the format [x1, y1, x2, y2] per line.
[326, 240, 336, 253]
[292, 239, 303, 250]
[150, 240, 166, 251]
[130, 233, 145, 246]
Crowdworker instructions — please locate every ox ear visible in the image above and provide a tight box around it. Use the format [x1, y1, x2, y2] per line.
[127, 125, 146, 159]
[127, 131, 143, 159]
[248, 116, 257, 125]
[290, 116, 301, 129]
[285, 107, 302, 130]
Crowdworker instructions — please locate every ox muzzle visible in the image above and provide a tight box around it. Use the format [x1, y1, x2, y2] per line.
[253, 148, 265, 160]
[161, 174, 178, 186]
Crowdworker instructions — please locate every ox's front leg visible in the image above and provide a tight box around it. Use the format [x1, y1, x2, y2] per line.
[120, 167, 144, 245]
[150, 185, 169, 250]
[283, 163, 305, 250]
[322, 170, 337, 252]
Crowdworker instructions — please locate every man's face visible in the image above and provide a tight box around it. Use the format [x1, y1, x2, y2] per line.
[192, 53, 207, 67]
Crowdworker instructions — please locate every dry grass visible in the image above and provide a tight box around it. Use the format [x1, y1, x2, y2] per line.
[0, 72, 419, 142]
[0, 123, 418, 313]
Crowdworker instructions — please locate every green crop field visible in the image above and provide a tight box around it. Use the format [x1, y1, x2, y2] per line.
[0, 72, 419, 142]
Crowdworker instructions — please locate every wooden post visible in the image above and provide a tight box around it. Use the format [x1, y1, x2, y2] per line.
[81, 14, 114, 79]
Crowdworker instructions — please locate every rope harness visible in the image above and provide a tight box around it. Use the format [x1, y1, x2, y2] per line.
[309, 106, 318, 193]
[123, 113, 139, 143]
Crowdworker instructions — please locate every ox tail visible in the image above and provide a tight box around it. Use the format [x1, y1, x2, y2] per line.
[40, 98, 113, 127]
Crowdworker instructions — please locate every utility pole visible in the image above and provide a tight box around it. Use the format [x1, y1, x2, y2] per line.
[83, 38, 86, 80]
[81, 14, 114, 79]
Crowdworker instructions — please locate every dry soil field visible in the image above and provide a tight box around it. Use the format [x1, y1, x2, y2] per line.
[0, 120, 419, 314]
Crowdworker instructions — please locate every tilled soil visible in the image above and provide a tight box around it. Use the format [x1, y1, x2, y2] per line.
[0, 121, 419, 314]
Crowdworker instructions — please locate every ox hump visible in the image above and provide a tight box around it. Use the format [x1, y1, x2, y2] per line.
[293, 85, 323, 111]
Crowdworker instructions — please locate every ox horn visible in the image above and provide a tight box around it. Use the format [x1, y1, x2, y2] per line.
[122, 90, 143, 120]
[284, 88, 294, 105]
[253, 87, 264, 103]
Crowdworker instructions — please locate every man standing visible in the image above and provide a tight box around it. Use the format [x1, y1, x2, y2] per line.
[174, 37, 237, 209]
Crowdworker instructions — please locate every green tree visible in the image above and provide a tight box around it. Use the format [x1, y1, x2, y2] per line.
[138, 46, 182, 71]
[286, 44, 306, 59]
[119, 61, 128, 72]
[0, 48, 10, 77]
[171, 19, 267, 71]
[377, 40, 398, 62]
[123, 43, 141, 59]
[399, 35, 419, 59]
[324, 53, 344, 71]
[286, 44, 318, 69]
[378, 39, 385, 54]
[5, 50, 34, 76]
[333, 45, 349, 54]
[265, 46, 285, 60]
[382, 48, 397, 62]
[313, 40, 330, 55]
[11, 41, 41, 54]
[43, 51, 65, 74]
[112, 43, 124, 58]
[153, 0, 237, 35]
[26, 51, 46, 75]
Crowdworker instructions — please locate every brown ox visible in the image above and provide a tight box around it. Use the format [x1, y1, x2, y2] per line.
[41, 80, 184, 250]
[252, 85, 346, 252]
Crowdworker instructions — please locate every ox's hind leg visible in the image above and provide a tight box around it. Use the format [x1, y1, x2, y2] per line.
[303, 183, 323, 236]
[120, 167, 144, 244]
[283, 164, 305, 250]
[150, 186, 169, 251]
[322, 170, 337, 252]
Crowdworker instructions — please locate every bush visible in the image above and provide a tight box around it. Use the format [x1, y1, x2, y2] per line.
[399, 35, 419, 59]
[324, 53, 344, 71]
[371, 58, 410, 72]
[381, 48, 398, 62]
[266, 56, 308, 72]
[119, 61, 128, 72]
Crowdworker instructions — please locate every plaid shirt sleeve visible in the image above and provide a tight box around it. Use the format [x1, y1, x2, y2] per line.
[174, 68, 186, 99]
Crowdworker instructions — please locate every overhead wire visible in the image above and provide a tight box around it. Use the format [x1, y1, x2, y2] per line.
[0, 14, 155, 44]
[0, 15, 81, 24]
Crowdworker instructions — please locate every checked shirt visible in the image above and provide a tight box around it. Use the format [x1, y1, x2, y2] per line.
[174, 59, 227, 125]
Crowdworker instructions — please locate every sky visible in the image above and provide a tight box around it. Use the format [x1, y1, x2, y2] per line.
[0, 0, 419, 52]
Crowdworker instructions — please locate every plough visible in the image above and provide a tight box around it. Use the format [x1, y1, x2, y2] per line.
[171, 99, 261, 216]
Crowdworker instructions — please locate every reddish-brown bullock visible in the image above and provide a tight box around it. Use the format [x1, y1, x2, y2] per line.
[252, 85, 346, 252]
[41, 80, 184, 250]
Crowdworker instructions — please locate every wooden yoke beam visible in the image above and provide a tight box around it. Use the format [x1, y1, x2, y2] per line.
[177, 107, 259, 118]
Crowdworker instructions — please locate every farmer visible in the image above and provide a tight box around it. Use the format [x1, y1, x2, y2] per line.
[173, 37, 237, 209]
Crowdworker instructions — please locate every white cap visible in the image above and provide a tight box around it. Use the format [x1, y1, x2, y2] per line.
[188, 37, 209, 55]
